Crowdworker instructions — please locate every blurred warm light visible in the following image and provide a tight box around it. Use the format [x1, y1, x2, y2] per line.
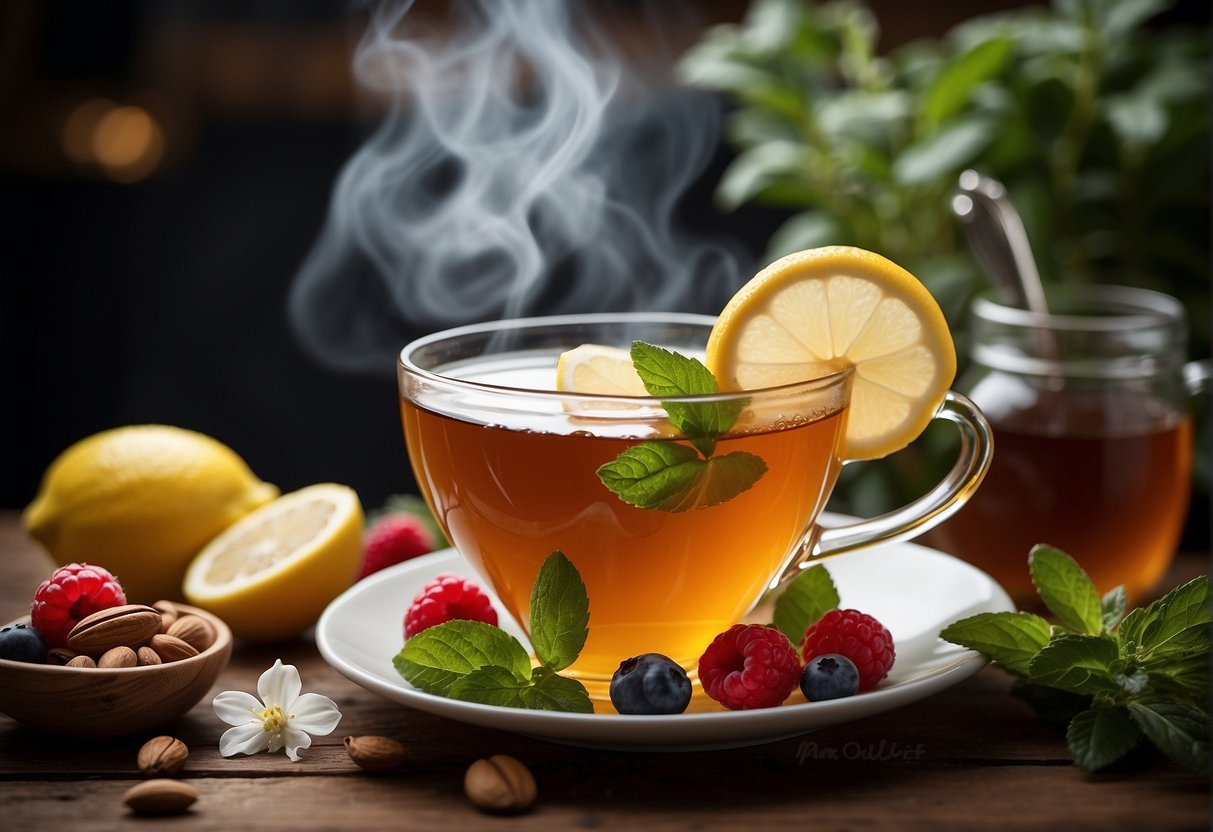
[61, 98, 114, 164]
[60, 99, 165, 182]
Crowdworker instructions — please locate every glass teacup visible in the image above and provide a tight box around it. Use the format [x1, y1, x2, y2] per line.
[398, 313, 991, 681]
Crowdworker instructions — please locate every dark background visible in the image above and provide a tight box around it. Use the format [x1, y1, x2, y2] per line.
[2, 0, 1208, 547]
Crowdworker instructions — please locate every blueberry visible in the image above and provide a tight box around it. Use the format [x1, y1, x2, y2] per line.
[609, 653, 692, 715]
[800, 653, 860, 702]
[0, 623, 47, 664]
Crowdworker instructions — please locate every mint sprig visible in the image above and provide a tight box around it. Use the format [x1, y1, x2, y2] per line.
[392, 552, 593, 714]
[771, 564, 840, 642]
[596, 341, 765, 511]
[941, 544, 1209, 774]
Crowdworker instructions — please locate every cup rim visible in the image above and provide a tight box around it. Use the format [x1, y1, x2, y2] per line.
[398, 311, 854, 403]
[971, 284, 1184, 332]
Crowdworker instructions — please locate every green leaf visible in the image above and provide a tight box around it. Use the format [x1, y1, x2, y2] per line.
[1010, 679, 1092, 726]
[1119, 576, 1210, 663]
[597, 443, 766, 513]
[1100, 586, 1127, 631]
[939, 611, 1052, 675]
[1066, 706, 1143, 773]
[630, 341, 743, 455]
[393, 620, 532, 696]
[893, 118, 994, 185]
[1099, 0, 1168, 39]
[922, 36, 1013, 125]
[1028, 634, 1121, 695]
[528, 551, 589, 672]
[766, 211, 844, 260]
[715, 140, 809, 211]
[446, 666, 594, 714]
[445, 665, 533, 708]
[523, 667, 595, 714]
[1147, 653, 1211, 703]
[1029, 545, 1103, 634]
[772, 565, 840, 642]
[1127, 700, 1211, 774]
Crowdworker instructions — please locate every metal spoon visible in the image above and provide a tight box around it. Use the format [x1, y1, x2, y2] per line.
[952, 169, 1050, 317]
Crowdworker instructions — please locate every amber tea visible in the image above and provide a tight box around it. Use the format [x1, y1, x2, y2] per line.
[403, 384, 847, 679]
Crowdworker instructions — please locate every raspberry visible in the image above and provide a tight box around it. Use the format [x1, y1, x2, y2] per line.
[404, 573, 498, 638]
[30, 563, 127, 648]
[697, 624, 801, 710]
[360, 514, 436, 580]
[801, 609, 895, 692]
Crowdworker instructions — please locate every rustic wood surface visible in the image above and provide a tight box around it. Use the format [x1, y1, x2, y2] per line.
[0, 510, 1208, 831]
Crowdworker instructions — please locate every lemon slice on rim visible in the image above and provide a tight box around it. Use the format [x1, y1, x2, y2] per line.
[706, 246, 956, 460]
[183, 483, 363, 641]
[555, 344, 647, 395]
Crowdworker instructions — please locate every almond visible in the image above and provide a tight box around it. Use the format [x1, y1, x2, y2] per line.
[344, 736, 408, 772]
[66, 654, 97, 668]
[166, 615, 215, 652]
[137, 736, 189, 776]
[98, 646, 138, 668]
[152, 600, 180, 632]
[123, 779, 198, 815]
[67, 605, 161, 655]
[464, 755, 537, 814]
[137, 646, 162, 666]
[148, 634, 199, 663]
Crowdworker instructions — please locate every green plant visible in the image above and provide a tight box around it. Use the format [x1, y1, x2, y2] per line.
[680, 0, 1209, 511]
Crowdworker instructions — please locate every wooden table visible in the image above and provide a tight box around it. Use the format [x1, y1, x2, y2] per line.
[1, 511, 1208, 830]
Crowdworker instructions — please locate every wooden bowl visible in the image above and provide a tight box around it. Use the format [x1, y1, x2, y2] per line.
[0, 604, 232, 738]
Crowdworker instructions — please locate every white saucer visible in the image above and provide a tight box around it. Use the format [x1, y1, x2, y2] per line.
[316, 533, 1013, 752]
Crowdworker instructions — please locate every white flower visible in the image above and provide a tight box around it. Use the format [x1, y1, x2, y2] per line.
[212, 659, 342, 762]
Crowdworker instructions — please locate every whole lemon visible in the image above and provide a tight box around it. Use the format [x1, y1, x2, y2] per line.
[23, 425, 278, 603]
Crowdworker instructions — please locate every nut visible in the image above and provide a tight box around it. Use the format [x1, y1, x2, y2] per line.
[152, 600, 180, 631]
[98, 646, 138, 668]
[166, 615, 215, 652]
[464, 755, 537, 814]
[67, 604, 161, 655]
[344, 736, 408, 772]
[123, 779, 198, 815]
[66, 655, 97, 668]
[46, 647, 78, 665]
[137, 646, 162, 666]
[137, 736, 189, 776]
[148, 634, 199, 663]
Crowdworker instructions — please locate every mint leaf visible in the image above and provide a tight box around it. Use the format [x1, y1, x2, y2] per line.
[1029, 545, 1103, 635]
[939, 611, 1052, 675]
[1127, 700, 1211, 774]
[446, 665, 533, 707]
[1010, 679, 1092, 726]
[630, 341, 743, 456]
[1119, 576, 1209, 664]
[597, 442, 766, 512]
[523, 666, 594, 714]
[1100, 586, 1127, 631]
[1148, 653, 1211, 703]
[393, 619, 532, 695]
[1066, 706, 1143, 772]
[772, 565, 840, 642]
[528, 551, 589, 672]
[1028, 633, 1121, 695]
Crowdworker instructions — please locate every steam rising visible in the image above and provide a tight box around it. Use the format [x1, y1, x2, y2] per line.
[289, 0, 742, 372]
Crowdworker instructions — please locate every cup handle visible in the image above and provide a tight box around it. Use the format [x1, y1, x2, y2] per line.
[773, 391, 993, 586]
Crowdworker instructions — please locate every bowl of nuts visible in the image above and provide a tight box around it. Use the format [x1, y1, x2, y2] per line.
[0, 601, 232, 738]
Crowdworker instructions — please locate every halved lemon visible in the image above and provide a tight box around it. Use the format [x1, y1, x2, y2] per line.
[706, 246, 956, 460]
[183, 483, 364, 640]
[555, 344, 647, 395]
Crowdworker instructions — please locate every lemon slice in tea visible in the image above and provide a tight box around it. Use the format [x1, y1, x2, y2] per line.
[555, 344, 647, 395]
[183, 483, 363, 640]
[706, 246, 956, 460]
